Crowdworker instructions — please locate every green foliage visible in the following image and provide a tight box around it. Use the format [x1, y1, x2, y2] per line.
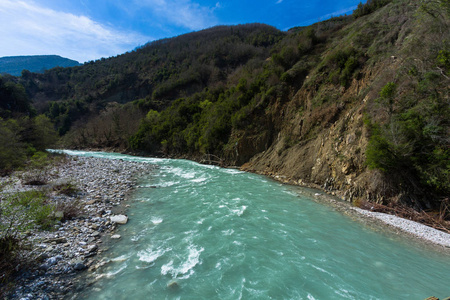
[21, 151, 51, 185]
[379, 82, 396, 98]
[0, 190, 55, 236]
[46, 100, 88, 135]
[130, 66, 274, 155]
[365, 121, 400, 172]
[325, 48, 363, 86]
[353, 0, 392, 18]
[0, 118, 27, 173]
[32, 115, 58, 150]
[271, 27, 318, 71]
[0, 112, 59, 174]
[366, 92, 450, 196]
[17, 24, 282, 135]
[53, 181, 79, 196]
[436, 48, 450, 75]
[419, 0, 450, 19]
[0, 77, 34, 118]
[0, 190, 55, 282]
[377, 82, 397, 114]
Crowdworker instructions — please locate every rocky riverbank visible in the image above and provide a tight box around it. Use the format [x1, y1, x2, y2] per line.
[351, 207, 450, 248]
[1, 154, 155, 299]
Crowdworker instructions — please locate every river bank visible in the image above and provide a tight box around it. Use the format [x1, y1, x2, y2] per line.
[2, 150, 449, 298]
[1, 154, 155, 299]
[255, 172, 450, 249]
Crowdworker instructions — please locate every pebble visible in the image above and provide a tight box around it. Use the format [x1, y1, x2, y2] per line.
[2, 155, 155, 299]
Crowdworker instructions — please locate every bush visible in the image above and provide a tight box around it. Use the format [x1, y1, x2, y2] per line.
[0, 190, 55, 292]
[32, 115, 58, 151]
[377, 82, 397, 114]
[0, 190, 55, 256]
[325, 48, 362, 87]
[21, 152, 51, 185]
[353, 0, 392, 18]
[436, 49, 450, 75]
[365, 121, 397, 172]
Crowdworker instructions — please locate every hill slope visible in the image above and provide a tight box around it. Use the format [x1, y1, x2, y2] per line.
[0, 55, 80, 76]
[5, 0, 449, 218]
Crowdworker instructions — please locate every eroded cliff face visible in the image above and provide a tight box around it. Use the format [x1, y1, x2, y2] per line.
[240, 71, 375, 205]
[230, 0, 449, 211]
[238, 57, 426, 208]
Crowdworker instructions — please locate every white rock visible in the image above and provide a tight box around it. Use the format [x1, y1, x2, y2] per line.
[110, 215, 128, 224]
[111, 234, 121, 239]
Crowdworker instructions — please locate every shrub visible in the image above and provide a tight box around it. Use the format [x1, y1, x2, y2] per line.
[0, 190, 55, 255]
[0, 190, 55, 292]
[377, 82, 397, 114]
[436, 49, 450, 75]
[324, 48, 362, 87]
[54, 197, 84, 221]
[353, 0, 392, 18]
[53, 182, 79, 196]
[21, 152, 51, 185]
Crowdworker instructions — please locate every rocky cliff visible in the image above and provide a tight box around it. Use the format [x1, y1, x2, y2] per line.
[239, 0, 449, 211]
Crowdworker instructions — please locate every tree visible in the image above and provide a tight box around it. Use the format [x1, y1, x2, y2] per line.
[32, 115, 58, 151]
[0, 118, 26, 173]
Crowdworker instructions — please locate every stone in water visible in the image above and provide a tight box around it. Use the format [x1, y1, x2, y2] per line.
[110, 215, 128, 224]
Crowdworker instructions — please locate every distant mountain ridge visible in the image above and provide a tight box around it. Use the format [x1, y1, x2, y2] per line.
[0, 55, 80, 76]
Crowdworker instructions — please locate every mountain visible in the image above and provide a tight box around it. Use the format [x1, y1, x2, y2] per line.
[0, 55, 80, 76]
[3, 0, 449, 220]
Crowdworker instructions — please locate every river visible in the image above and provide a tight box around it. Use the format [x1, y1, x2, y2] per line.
[63, 151, 450, 299]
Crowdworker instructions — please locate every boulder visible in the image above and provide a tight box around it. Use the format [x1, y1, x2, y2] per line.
[110, 215, 128, 224]
[87, 244, 98, 253]
[73, 263, 87, 271]
[167, 280, 179, 290]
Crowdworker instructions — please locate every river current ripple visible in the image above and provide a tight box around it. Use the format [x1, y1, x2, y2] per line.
[65, 151, 450, 300]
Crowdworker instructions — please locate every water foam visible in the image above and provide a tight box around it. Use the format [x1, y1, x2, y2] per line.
[96, 263, 128, 280]
[151, 217, 163, 225]
[160, 245, 204, 278]
[192, 175, 208, 183]
[137, 246, 170, 263]
[232, 205, 247, 216]
[110, 254, 132, 262]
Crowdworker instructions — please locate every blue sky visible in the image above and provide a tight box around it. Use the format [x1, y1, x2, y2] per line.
[0, 0, 364, 63]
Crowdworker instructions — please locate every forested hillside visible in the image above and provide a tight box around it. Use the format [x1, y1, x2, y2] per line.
[1, 0, 448, 217]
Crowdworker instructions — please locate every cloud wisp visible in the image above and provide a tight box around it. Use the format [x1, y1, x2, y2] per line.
[0, 0, 151, 62]
[288, 4, 358, 28]
[135, 0, 219, 31]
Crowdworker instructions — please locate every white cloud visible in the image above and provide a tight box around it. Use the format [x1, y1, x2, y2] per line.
[276, 0, 283, 4]
[287, 5, 358, 29]
[136, 0, 218, 31]
[316, 5, 357, 21]
[0, 0, 151, 62]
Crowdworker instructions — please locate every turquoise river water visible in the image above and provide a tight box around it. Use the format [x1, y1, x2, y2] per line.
[64, 151, 450, 299]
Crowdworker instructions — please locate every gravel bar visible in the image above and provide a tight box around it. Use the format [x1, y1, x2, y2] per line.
[2, 155, 155, 300]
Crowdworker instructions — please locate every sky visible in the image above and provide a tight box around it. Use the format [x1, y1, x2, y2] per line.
[0, 0, 365, 63]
